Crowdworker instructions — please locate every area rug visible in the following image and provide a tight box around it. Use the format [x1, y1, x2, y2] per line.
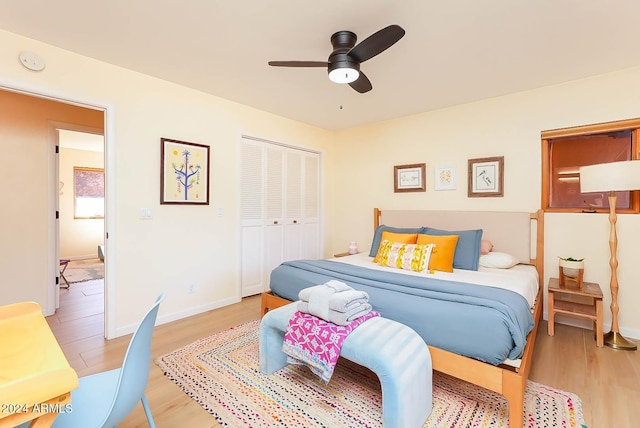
[64, 258, 104, 284]
[155, 320, 586, 428]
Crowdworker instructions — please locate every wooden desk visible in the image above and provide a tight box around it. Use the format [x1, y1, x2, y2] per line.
[547, 277, 603, 347]
[0, 302, 78, 427]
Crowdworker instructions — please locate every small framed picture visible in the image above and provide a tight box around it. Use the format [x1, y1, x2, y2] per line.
[394, 163, 426, 193]
[468, 156, 504, 197]
[161, 138, 210, 204]
[434, 166, 456, 191]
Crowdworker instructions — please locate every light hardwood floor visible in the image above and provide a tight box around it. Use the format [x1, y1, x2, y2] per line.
[48, 280, 640, 428]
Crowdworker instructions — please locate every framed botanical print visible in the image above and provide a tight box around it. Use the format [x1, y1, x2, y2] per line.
[468, 156, 504, 197]
[394, 163, 426, 193]
[434, 166, 456, 191]
[161, 138, 210, 204]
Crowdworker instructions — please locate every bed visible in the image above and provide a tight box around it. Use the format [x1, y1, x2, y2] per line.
[261, 208, 544, 427]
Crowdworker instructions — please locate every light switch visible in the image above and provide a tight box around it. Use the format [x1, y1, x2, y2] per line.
[139, 208, 153, 219]
[217, 207, 224, 217]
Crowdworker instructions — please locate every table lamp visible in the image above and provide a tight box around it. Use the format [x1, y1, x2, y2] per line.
[580, 160, 640, 350]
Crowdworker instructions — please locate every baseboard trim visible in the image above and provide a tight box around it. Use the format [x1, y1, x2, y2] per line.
[114, 295, 241, 338]
[544, 311, 640, 340]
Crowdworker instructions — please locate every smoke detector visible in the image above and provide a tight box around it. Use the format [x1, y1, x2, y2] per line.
[19, 51, 46, 72]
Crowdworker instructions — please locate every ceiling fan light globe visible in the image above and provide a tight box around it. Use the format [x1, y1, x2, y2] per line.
[328, 67, 359, 84]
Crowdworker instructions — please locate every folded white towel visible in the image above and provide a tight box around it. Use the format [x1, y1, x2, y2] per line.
[298, 285, 331, 301]
[300, 288, 369, 312]
[298, 301, 373, 326]
[307, 285, 334, 320]
[324, 279, 352, 293]
[326, 290, 369, 312]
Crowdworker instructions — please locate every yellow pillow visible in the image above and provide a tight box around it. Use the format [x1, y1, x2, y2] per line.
[376, 240, 434, 273]
[372, 231, 418, 263]
[416, 234, 459, 273]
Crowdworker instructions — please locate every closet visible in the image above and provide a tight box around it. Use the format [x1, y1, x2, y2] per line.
[240, 136, 320, 297]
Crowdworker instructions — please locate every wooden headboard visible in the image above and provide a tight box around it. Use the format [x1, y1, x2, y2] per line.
[374, 208, 544, 280]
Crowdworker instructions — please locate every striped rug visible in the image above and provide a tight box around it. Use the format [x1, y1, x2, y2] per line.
[155, 320, 586, 427]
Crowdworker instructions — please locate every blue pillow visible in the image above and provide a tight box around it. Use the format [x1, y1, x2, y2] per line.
[423, 227, 483, 270]
[369, 225, 424, 257]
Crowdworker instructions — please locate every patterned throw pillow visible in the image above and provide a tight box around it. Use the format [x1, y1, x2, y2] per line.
[376, 240, 434, 273]
[372, 231, 418, 263]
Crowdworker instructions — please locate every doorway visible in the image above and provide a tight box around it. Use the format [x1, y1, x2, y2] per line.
[56, 129, 105, 325]
[0, 86, 111, 337]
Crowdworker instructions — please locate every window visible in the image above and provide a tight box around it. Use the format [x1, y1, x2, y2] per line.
[74, 167, 104, 219]
[541, 118, 640, 213]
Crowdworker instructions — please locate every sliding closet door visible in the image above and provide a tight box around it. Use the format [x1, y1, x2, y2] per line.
[301, 152, 320, 260]
[264, 144, 285, 284]
[283, 149, 302, 261]
[240, 140, 264, 297]
[240, 136, 320, 297]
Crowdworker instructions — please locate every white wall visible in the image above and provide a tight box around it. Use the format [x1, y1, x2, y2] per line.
[329, 67, 640, 339]
[0, 29, 334, 335]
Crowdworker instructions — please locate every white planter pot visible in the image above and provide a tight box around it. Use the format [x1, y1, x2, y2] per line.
[559, 258, 584, 278]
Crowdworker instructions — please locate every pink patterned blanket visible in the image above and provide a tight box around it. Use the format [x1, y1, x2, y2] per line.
[282, 310, 379, 382]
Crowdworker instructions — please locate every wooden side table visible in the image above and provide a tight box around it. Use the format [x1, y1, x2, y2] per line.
[548, 277, 603, 347]
[333, 251, 360, 258]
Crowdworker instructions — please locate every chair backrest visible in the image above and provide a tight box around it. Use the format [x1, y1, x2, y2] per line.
[101, 293, 165, 427]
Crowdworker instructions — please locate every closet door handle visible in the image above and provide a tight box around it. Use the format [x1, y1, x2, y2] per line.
[273, 220, 278, 225]
[293, 220, 298, 224]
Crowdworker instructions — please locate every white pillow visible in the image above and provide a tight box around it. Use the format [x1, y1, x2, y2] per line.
[479, 252, 519, 269]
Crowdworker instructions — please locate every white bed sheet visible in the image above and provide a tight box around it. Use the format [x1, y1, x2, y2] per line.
[329, 252, 539, 308]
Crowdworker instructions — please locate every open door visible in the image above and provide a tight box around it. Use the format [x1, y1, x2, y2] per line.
[54, 128, 105, 310]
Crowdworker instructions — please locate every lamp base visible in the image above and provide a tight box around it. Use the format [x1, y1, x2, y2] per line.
[604, 331, 638, 351]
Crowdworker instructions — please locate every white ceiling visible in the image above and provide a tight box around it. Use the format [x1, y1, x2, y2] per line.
[2, 1, 640, 131]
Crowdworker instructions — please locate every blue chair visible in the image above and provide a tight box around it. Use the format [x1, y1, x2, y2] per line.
[51, 293, 166, 428]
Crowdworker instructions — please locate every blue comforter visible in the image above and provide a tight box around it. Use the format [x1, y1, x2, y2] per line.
[270, 260, 535, 365]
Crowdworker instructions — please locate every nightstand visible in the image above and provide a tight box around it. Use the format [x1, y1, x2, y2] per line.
[333, 251, 358, 258]
[548, 277, 603, 347]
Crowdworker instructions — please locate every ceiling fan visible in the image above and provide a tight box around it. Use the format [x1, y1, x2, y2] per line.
[268, 24, 405, 94]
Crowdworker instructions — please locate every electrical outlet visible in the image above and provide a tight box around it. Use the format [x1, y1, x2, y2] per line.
[188, 283, 195, 294]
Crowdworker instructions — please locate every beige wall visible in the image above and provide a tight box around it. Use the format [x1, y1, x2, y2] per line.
[0, 29, 334, 335]
[0, 89, 103, 307]
[59, 148, 104, 259]
[329, 67, 640, 339]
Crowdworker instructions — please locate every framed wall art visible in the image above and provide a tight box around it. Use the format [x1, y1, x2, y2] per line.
[161, 138, 210, 204]
[468, 156, 504, 197]
[394, 163, 426, 193]
[434, 166, 456, 191]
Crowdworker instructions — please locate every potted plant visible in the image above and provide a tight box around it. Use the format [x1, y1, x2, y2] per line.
[558, 257, 585, 288]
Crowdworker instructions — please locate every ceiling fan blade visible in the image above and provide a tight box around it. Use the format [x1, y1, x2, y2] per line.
[348, 25, 405, 63]
[268, 61, 328, 67]
[349, 72, 372, 93]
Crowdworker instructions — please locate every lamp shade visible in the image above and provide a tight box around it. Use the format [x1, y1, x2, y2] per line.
[579, 160, 640, 193]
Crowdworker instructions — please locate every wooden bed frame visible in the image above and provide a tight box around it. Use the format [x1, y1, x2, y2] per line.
[260, 208, 544, 428]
